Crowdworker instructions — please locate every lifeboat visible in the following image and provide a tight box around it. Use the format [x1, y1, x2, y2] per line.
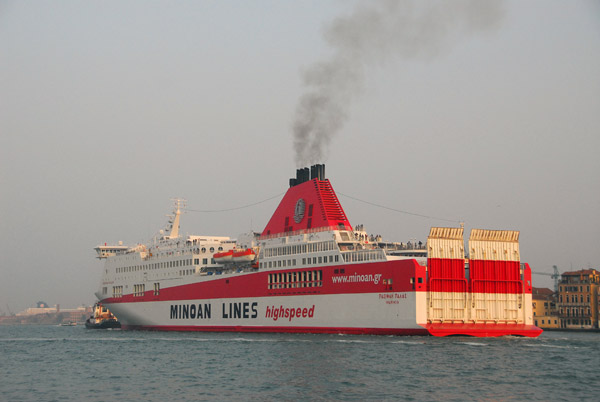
[232, 248, 256, 263]
[213, 250, 233, 263]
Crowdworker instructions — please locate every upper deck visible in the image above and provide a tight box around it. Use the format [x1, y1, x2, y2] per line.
[94, 244, 129, 259]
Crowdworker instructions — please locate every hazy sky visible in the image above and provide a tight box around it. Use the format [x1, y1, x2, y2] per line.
[1, 1, 599, 313]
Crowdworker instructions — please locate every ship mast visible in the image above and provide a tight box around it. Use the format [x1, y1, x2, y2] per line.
[164, 198, 185, 239]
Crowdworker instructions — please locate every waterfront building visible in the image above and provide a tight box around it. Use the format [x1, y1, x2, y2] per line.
[557, 269, 599, 329]
[532, 287, 559, 329]
[12, 302, 91, 324]
[16, 301, 57, 316]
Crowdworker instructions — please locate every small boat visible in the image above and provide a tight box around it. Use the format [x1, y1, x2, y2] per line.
[232, 248, 256, 263]
[59, 321, 77, 327]
[85, 303, 121, 329]
[213, 250, 234, 263]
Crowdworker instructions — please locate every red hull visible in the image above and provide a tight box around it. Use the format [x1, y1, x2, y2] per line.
[426, 323, 542, 337]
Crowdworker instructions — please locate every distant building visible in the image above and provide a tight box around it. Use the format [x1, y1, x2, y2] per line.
[557, 269, 599, 330]
[15, 304, 91, 322]
[16, 305, 57, 316]
[532, 287, 559, 329]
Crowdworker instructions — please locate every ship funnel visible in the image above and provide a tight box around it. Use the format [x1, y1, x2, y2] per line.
[290, 164, 325, 187]
[316, 164, 325, 180]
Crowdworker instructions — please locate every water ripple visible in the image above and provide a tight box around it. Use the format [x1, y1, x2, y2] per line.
[0, 326, 597, 401]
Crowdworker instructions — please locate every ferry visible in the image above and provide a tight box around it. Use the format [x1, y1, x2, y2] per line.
[93, 164, 541, 337]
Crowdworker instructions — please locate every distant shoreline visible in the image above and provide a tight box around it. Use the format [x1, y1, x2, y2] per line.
[0, 313, 88, 326]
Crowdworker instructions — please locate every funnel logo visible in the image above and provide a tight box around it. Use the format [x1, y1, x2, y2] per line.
[294, 198, 305, 223]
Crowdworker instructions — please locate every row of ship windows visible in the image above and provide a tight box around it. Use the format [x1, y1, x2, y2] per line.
[263, 241, 337, 258]
[109, 269, 324, 296]
[119, 246, 225, 261]
[154, 246, 225, 257]
[341, 250, 386, 263]
[190, 246, 224, 254]
[268, 270, 323, 289]
[112, 286, 123, 297]
[109, 283, 160, 298]
[133, 284, 145, 297]
[259, 255, 339, 269]
[116, 258, 215, 273]
[108, 269, 325, 296]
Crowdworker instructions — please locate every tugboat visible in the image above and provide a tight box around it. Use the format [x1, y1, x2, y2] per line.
[85, 303, 121, 329]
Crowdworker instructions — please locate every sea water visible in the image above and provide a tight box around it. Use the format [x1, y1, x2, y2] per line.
[0, 325, 597, 401]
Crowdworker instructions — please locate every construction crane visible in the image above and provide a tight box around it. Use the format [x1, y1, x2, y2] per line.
[532, 265, 560, 293]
